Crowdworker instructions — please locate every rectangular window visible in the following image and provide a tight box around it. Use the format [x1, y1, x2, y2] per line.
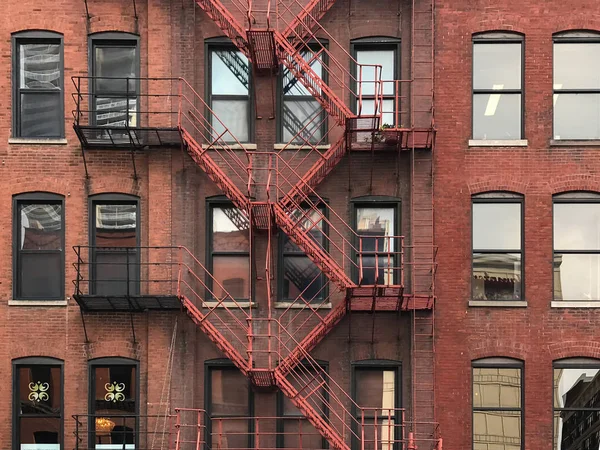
[91, 198, 139, 296]
[14, 359, 63, 450]
[472, 195, 523, 301]
[207, 365, 251, 450]
[91, 37, 139, 138]
[554, 33, 600, 140]
[354, 204, 398, 285]
[553, 196, 600, 301]
[473, 34, 523, 140]
[13, 32, 64, 138]
[280, 46, 325, 144]
[14, 195, 64, 300]
[472, 360, 523, 450]
[208, 46, 251, 143]
[279, 206, 326, 303]
[209, 204, 250, 300]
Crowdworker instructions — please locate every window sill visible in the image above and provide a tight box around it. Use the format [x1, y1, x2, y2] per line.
[202, 143, 257, 150]
[202, 301, 255, 308]
[8, 137, 68, 145]
[469, 300, 527, 308]
[468, 139, 528, 147]
[550, 139, 600, 147]
[551, 301, 600, 308]
[9, 299, 68, 307]
[274, 302, 332, 309]
[273, 144, 331, 150]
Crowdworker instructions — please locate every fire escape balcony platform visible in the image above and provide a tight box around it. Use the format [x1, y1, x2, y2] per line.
[73, 294, 181, 312]
[348, 127, 435, 152]
[348, 287, 434, 311]
[246, 29, 278, 73]
[73, 125, 181, 150]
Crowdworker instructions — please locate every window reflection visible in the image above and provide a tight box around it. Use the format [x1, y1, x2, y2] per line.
[356, 206, 397, 285]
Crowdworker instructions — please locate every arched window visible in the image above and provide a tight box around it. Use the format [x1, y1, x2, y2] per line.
[472, 357, 523, 450]
[472, 192, 523, 301]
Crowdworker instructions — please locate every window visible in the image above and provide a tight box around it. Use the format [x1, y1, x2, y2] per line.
[206, 362, 251, 450]
[553, 32, 600, 140]
[207, 41, 251, 143]
[472, 358, 523, 450]
[208, 200, 250, 300]
[12, 31, 64, 138]
[554, 359, 600, 450]
[553, 192, 600, 302]
[472, 193, 523, 301]
[472, 33, 523, 140]
[353, 199, 400, 285]
[89, 358, 138, 449]
[90, 33, 139, 137]
[352, 361, 401, 450]
[280, 44, 326, 144]
[352, 38, 400, 127]
[13, 357, 63, 450]
[277, 362, 328, 449]
[13, 193, 64, 300]
[279, 205, 326, 303]
[90, 194, 139, 296]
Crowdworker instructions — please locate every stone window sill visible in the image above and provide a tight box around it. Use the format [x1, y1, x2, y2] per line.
[8, 137, 68, 145]
[551, 301, 600, 308]
[274, 302, 332, 309]
[550, 139, 600, 147]
[202, 301, 255, 308]
[469, 300, 527, 308]
[9, 299, 68, 307]
[202, 143, 257, 150]
[468, 139, 528, 147]
[274, 144, 331, 150]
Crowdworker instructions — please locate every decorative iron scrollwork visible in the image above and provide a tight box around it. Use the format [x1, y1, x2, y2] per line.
[105, 382, 126, 402]
[28, 382, 50, 402]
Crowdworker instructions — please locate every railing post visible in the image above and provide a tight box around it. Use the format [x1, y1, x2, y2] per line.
[178, 78, 183, 130]
[407, 431, 415, 450]
[126, 247, 130, 298]
[76, 77, 82, 126]
[175, 409, 181, 450]
[177, 247, 183, 298]
[74, 416, 79, 450]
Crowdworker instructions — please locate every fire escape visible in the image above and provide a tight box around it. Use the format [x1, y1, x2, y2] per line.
[71, 0, 437, 449]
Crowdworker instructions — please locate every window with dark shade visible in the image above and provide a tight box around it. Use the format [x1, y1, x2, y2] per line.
[472, 193, 523, 301]
[472, 33, 523, 140]
[13, 31, 64, 138]
[14, 358, 63, 450]
[553, 32, 600, 140]
[13, 193, 64, 300]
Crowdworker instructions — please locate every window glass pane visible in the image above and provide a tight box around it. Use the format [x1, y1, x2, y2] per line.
[93, 366, 137, 413]
[212, 100, 249, 142]
[19, 417, 61, 447]
[356, 207, 395, 247]
[94, 46, 137, 93]
[554, 367, 600, 408]
[211, 369, 249, 415]
[283, 49, 322, 96]
[473, 203, 521, 250]
[212, 256, 250, 299]
[554, 43, 600, 90]
[20, 92, 61, 137]
[19, 43, 60, 89]
[283, 368, 327, 415]
[356, 49, 395, 96]
[284, 208, 324, 252]
[95, 204, 137, 247]
[93, 250, 139, 296]
[355, 369, 396, 414]
[94, 416, 136, 447]
[473, 43, 522, 90]
[554, 253, 600, 301]
[282, 99, 323, 143]
[19, 253, 62, 299]
[473, 411, 521, 450]
[283, 256, 323, 301]
[473, 93, 521, 140]
[94, 96, 137, 128]
[359, 256, 395, 285]
[553, 93, 600, 140]
[472, 253, 521, 301]
[554, 203, 600, 250]
[210, 418, 249, 449]
[20, 204, 62, 250]
[473, 368, 521, 408]
[362, 418, 396, 450]
[356, 99, 395, 127]
[283, 419, 323, 449]
[212, 207, 250, 252]
[212, 50, 249, 95]
[18, 366, 61, 415]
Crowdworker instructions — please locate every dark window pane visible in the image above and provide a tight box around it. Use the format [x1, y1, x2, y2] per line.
[283, 256, 324, 301]
[19, 417, 61, 445]
[20, 92, 61, 137]
[472, 253, 521, 300]
[18, 366, 61, 415]
[94, 46, 137, 93]
[211, 369, 248, 415]
[355, 369, 396, 414]
[212, 50, 249, 95]
[473, 43, 522, 90]
[19, 43, 60, 89]
[95, 204, 137, 247]
[210, 418, 249, 449]
[212, 100, 249, 142]
[473, 368, 521, 408]
[473, 411, 521, 450]
[92, 250, 139, 296]
[356, 49, 395, 96]
[361, 418, 397, 450]
[94, 96, 137, 128]
[359, 256, 394, 285]
[473, 203, 521, 250]
[212, 256, 250, 299]
[554, 253, 600, 301]
[283, 368, 327, 415]
[94, 416, 137, 446]
[20, 204, 62, 250]
[554, 43, 600, 90]
[554, 203, 600, 250]
[93, 366, 137, 413]
[282, 99, 323, 143]
[19, 253, 62, 299]
[283, 419, 323, 449]
[212, 207, 250, 252]
[473, 93, 521, 140]
[554, 93, 600, 140]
